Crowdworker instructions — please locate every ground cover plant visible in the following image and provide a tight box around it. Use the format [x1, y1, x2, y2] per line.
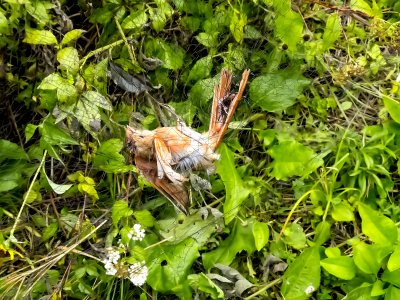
[1, 0, 400, 299]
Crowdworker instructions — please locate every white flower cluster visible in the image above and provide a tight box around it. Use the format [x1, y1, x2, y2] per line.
[103, 249, 120, 276]
[128, 261, 149, 286]
[127, 224, 145, 241]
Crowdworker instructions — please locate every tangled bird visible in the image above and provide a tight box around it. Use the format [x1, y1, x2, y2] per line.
[126, 69, 250, 214]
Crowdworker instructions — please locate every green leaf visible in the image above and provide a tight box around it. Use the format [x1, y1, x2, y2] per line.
[25, 124, 38, 142]
[43, 167, 72, 195]
[78, 183, 99, 201]
[358, 202, 397, 246]
[41, 222, 58, 242]
[350, 0, 382, 18]
[343, 285, 373, 300]
[41, 120, 78, 145]
[313, 221, 331, 246]
[331, 201, 354, 221]
[188, 78, 217, 109]
[0, 139, 28, 161]
[268, 140, 323, 180]
[385, 285, 400, 300]
[188, 56, 213, 82]
[61, 29, 86, 45]
[382, 268, 400, 287]
[216, 144, 250, 224]
[353, 242, 392, 274]
[272, 0, 303, 51]
[322, 13, 341, 51]
[188, 273, 224, 299]
[146, 238, 200, 292]
[23, 28, 57, 45]
[281, 247, 320, 300]
[283, 223, 306, 249]
[195, 32, 219, 48]
[122, 10, 148, 29]
[252, 221, 269, 251]
[202, 219, 257, 269]
[320, 256, 356, 280]
[144, 39, 185, 70]
[57, 47, 79, 74]
[112, 200, 133, 226]
[388, 245, 400, 272]
[93, 139, 133, 173]
[384, 96, 400, 124]
[0, 11, 9, 34]
[230, 11, 246, 43]
[133, 210, 155, 228]
[249, 70, 310, 112]
[25, 1, 54, 26]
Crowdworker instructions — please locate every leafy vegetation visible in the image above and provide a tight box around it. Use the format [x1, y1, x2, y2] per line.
[2, 0, 400, 298]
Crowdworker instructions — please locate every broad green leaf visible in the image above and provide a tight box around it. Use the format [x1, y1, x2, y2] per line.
[358, 202, 397, 246]
[146, 237, 200, 292]
[0, 139, 28, 161]
[188, 273, 224, 300]
[41, 120, 78, 145]
[283, 223, 306, 249]
[249, 70, 310, 112]
[144, 39, 185, 70]
[26, 1, 54, 26]
[268, 140, 323, 180]
[353, 242, 392, 274]
[188, 56, 213, 82]
[343, 285, 373, 300]
[23, 28, 57, 45]
[322, 13, 341, 50]
[384, 96, 400, 124]
[313, 221, 331, 246]
[78, 183, 99, 201]
[388, 245, 400, 272]
[112, 200, 133, 226]
[122, 10, 148, 29]
[385, 285, 400, 300]
[216, 144, 250, 224]
[61, 29, 86, 45]
[41, 222, 58, 242]
[382, 268, 400, 287]
[38, 73, 69, 90]
[133, 210, 155, 228]
[281, 247, 320, 300]
[371, 280, 385, 296]
[320, 256, 356, 280]
[57, 47, 79, 74]
[0, 168, 22, 192]
[188, 78, 217, 108]
[93, 139, 133, 173]
[195, 32, 219, 48]
[350, 0, 382, 18]
[202, 219, 257, 269]
[230, 11, 246, 43]
[331, 201, 354, 221]
[272, 0, 303, 51]
[252, 221, 269, 251]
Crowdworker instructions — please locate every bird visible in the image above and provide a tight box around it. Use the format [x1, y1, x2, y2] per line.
[126, 69, 250, 215]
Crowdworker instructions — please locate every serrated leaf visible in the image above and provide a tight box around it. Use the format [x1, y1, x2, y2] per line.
[281, 247, 320, 300]
[195, 32, 219, 48]
[57, 47, 79, 74]
[320, 256, 356, 280]
[188, 56, 213, 82]
[112, 200, 133, 226]
[93, 139, 133, 173]
[23, 28, 57, 45]
[122, 10, 148, 29]
[230, 12, 246, 43]
[144, 39, 185, 70]
[61, 29, 86, 45]
[216, 144, 250, 224]
[249, 70, 310, 112]
[272, 0, 303, 50]
[268, 140, 323, 180]
[358, 202, 397, 246]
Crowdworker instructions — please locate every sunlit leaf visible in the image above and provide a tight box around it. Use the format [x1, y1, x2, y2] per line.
[112, 200, 133, 226]
[353, 241, 392, 274]
[388, 245, 400, 272]
[61, 29, 86, 45]
[283, 223, 306, 250]
[122, 10, 148, 29]
[93, 139, 133, 173]
[144, 38, 185, 70]
[358, 202, 397, 246]
[322, 13, 341, 50]
[188, 273, 224, 299]
[57, 47, 79, 74]
[281, 247, 320, 300]
[41, 222, 58, 242]
[252, 221, 269, 251]
[23, 28, 57, 45]
[320, 256, 356, 280]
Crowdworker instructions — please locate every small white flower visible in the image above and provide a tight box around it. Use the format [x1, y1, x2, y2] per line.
[128, 261, 148, 286]
[103, 248, 121, 276]
[127, 224, 146, 241]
